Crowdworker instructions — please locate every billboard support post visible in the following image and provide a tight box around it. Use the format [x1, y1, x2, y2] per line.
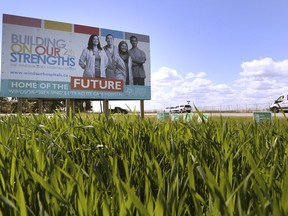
[38, 99, 43, 114]
[66, 99, 75, 117]
[65, 99, 70, 116]
[103, 99, 109, 118]
[140, 100, 144, 118]
[17, 98, 23, 114]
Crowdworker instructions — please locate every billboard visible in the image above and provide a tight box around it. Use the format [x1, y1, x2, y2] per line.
[1, 14, 151, 100]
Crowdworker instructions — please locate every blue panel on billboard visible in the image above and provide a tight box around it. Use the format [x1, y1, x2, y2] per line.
[100, 29, 124, 39]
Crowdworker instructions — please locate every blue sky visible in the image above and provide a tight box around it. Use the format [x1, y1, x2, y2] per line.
[1, 0, 288, 111]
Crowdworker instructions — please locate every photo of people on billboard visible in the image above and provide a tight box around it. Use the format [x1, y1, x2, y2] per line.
[79, 33, 147, 86]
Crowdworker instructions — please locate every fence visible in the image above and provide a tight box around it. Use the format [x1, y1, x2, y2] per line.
[151, 103, 272, 113]
[196, 103, 271, 113]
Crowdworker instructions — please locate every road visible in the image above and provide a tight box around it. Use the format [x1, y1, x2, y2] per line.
[1, 112, 286, 118]
[146, 112, 286, 118]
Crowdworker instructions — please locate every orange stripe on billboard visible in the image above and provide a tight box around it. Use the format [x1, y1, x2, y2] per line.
[70, 77, 124, 92]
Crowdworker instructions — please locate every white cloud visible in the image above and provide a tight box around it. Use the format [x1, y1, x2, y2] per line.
[185, 71, 206, 79]
[94, 57, 288, 112]
[230, 57, 288, 106]
[240, 57, 288, 77]
[235, 58, 288, 102]
[185, 73, 196, 79]
[152, 67, 182, 85]
[146, 67, 238, 111]
[196, 72, 206, 78]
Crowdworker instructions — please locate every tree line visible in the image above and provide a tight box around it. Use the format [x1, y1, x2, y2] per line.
[0, 97, 93, 113]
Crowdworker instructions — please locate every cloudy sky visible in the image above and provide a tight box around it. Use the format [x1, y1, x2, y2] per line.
[1, 0, 288, 111]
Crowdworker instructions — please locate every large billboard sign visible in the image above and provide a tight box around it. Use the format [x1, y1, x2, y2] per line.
[1, 14, 151, 100]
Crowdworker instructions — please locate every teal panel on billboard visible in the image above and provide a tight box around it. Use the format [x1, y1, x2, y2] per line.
[1, 79, 151, 100]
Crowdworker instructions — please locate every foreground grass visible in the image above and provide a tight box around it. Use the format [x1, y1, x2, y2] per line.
[0, 113, 288, 215]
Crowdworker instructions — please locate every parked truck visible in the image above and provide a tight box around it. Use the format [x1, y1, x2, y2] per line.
[170, 104, 192, 113]
[270, 93, 288, 113]
[109, 106, 128, 114]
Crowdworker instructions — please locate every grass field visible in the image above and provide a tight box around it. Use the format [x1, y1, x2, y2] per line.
[0, 112, 288, 215]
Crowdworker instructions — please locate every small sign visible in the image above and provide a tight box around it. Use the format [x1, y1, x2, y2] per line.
[197, 114, 209, 123]
[184, 113, 193, 122]
[253, 112, 272, 123]
[157, 112, 170, 120]
[170, 113, 180, 121]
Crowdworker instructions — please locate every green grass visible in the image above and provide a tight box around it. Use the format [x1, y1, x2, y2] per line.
[0, 112, 288, 215]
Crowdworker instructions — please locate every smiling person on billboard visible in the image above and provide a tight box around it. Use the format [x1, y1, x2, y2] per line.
[103, 34, 129, 83]
[79, 34, 108, 78]
[128, 35, 146, 85]
[103, 34, 118, 79]
[118, 41, 133, 85]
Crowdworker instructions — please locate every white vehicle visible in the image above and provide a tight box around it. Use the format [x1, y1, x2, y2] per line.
[171, 104, 192, 113]
[270, 93, 288, 113]
[163, 106, 174, 112]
